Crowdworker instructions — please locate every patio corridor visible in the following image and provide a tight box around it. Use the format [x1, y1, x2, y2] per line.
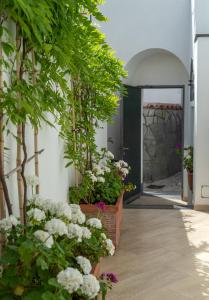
[101, 209, 209, 300]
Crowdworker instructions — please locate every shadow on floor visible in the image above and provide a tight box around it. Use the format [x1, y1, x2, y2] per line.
[101, 209, 209, 300]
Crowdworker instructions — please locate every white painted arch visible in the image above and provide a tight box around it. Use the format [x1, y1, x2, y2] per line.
[124, 48, 189, 87]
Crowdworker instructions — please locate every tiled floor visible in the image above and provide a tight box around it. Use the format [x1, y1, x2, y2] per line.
[101, 209, 209, 300]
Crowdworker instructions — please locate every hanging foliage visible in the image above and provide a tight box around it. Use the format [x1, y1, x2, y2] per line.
[0, 0, 126, 218]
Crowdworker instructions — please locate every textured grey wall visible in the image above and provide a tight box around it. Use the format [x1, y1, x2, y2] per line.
[143, 107, 183, 182]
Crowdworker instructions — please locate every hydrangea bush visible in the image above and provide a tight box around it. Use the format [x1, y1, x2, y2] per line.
[0, 195, 115, 299]
[69, 148, 135, 205]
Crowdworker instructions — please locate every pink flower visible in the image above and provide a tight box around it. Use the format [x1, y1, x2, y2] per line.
[95, 201, 106, 211]
[101, 272, 118, 283]
[176, 143, 182, 149]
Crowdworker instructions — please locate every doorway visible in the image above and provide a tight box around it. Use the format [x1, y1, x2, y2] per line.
[123, 85, 188, 208]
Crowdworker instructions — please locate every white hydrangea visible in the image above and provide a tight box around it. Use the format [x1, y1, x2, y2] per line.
[57, 267, 83, 294]
[87, 218, 102, 229]
[97, 176, 105, 183]
[70, 204, 86, 224]
[76, 256, 92, 275]
[106, 151, 114, 160]
[104, 166, 111, 173]
[86, 171, 97, 183]
[121, 167, 129, 176]
[26, 175, 39, 187]
[93, 165, 104, 176]
[80, 274, 100, 299]
[27, 194, 44, 206]
[28, 195, 56, 215]
[0, 215, 19, 231]
[34, 230, 54, 248]
[68, 223, 83, 242]
[81, 227, 92, 239]
[54, 202, 72, 221]
[105, 238, 115, 256]
[27, 208, 46, 222]
[45, 218, 68, 236]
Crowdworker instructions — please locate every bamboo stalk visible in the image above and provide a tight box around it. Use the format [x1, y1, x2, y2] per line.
[71, 79, 79, 186]
[16, 24, 24, 223]
[0, 37, 5, 220]
[32, 50, 39, 194]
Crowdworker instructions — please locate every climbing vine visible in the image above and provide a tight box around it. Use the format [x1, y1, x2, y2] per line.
[0, 0, 126, 218]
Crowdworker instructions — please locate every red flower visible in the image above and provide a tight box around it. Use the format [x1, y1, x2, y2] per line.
[95, 201, 106, 211]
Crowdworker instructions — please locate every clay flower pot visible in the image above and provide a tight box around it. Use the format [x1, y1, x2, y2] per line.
[80, 192, 124, 248]
[188, 171, 193, 192]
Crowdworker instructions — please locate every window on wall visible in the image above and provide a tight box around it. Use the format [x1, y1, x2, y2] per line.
[189, 59, 194, 102]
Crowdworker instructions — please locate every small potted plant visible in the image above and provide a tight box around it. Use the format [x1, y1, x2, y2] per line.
[69, 148, 135, 247]
[176, 144, 193, 192]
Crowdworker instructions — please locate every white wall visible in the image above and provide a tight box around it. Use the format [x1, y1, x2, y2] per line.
[143, 89, 182, 105]
[192, 0, 209, 208]
[101, 0, 192, 71]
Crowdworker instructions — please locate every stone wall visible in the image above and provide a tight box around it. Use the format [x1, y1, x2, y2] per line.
[143, 104, 183, 182]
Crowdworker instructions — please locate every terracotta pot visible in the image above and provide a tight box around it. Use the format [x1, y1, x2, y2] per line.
[188, 171, 193, 192]
[91, 261, 101, 277]
[80, 192, 124, 248]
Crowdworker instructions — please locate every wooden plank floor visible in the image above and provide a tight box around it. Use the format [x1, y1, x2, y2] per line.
[101, 209, 209, 300]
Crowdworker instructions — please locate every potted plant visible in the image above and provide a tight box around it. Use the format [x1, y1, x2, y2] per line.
[69, 149, 135, 247]
[0, 192, 117, 299]
[176, 144, 193, 192]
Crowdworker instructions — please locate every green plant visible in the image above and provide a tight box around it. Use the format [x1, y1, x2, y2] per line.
[183, 146, 193, 173]
[175, 144, 193, 173]
[0, 194, 115, 299]
[69, 149, 135, 205]
[0, 0, 126, 218]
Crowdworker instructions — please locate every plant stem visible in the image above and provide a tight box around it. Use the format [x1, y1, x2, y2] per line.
[0, 27, 12, 216]
[21, 124, 27, 225]
[32, 49, 39, 194]
[16, 23, 24, 222]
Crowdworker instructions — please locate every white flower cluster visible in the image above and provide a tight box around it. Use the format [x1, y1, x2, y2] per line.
[57, 267, 83, 293]
[81, 226, 92, 239]
[101, 233, 115, 256]
[76, 256, 92, 274]
[114, 160, 130, 178]
[27, 208, 46, 222]
[86, 167, 105, 184]
[28, 195, 72, 221]
[68, 223, 83, 242]
[81, 274, 100, 299]
[34, 230, 54, 248]
[70, 204, 85, 224]
[0, 215, 19, 232]
[105, 238, 115, 256]
[105, 150, 114, 160]
[26, 175, 39, 187]
[87, 218, 102, 229]
[45, 218, 68, 236]
[57, 268, 100, 299]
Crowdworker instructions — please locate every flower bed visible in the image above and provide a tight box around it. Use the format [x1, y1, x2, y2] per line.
[0, 195, 116, 299]
[80, 192, 124, 247]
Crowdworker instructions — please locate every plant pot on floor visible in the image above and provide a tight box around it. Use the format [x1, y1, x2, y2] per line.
[188, 171, 193, 192]
[80, 192, 124, 248]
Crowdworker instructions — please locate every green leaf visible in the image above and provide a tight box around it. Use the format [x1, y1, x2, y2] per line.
[23, 290, 43, 300]
[48, 278, 60, 288]
[36, 256, 48, 270]
[2, 42, 14, 56]
[41, 291, 56, 300]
